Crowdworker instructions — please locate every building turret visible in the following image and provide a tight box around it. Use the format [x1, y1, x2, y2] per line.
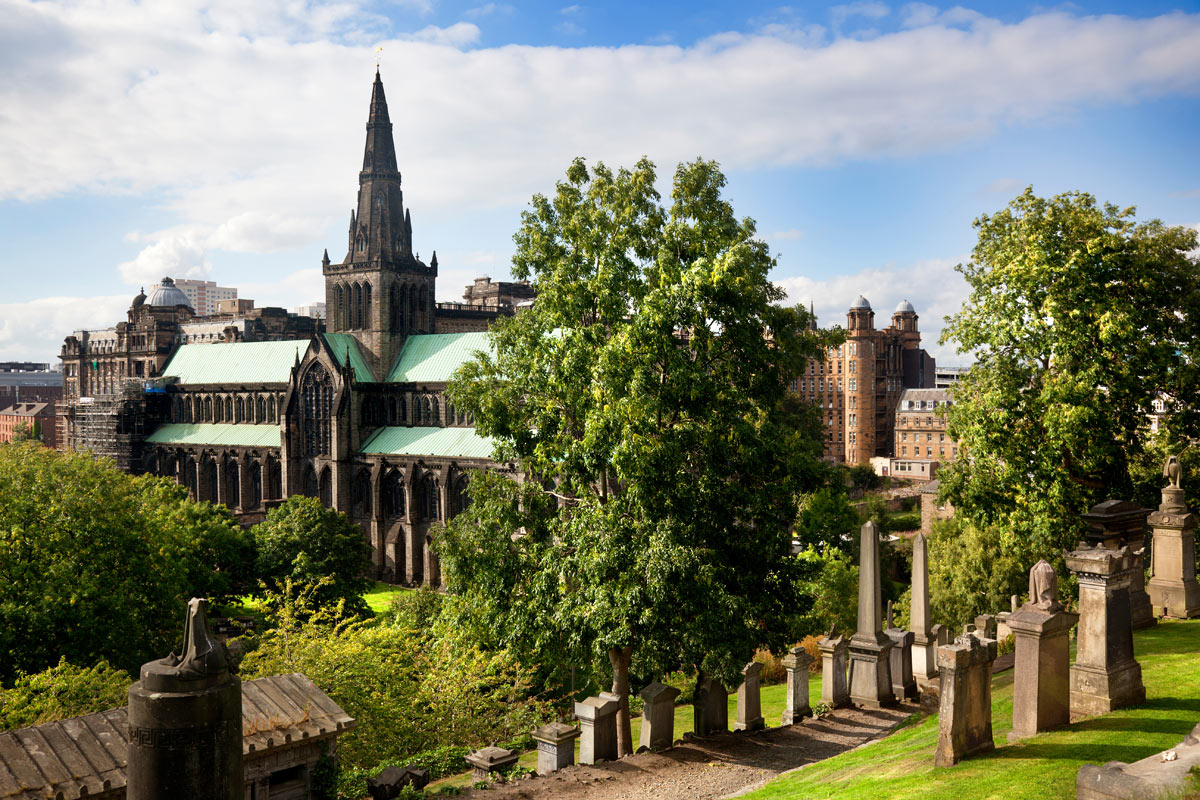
[847, 295, 874, 332]
[891, 299, 920, 346]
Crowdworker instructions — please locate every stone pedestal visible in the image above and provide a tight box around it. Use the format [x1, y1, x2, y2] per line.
[934, 634, 997, 767]
[848, 521, 896, 708]
[1067, 545, 1146, 718]
[693, 677, 728, 736]
[638, 681, 680, 751]
[1147, 480, 1200, 619]
[1008, 561, 1078, 741]
[781, 646, 813, 725]
[127, 599, 243, 800]
[575, 695, 620, 763]
[910, 533, 940, 688]
[533, 722, 581, 775]
[818, 632, 849, 708]
[466, 747, 518, 782]
[1083, 499, 1155, 631]
[886, 627, 918, 702]
[735, 661, 764, 732]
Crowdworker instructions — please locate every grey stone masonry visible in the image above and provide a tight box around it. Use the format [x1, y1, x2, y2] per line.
[693, 677, 729, 736]
[818, 630, 850, 708]
[735, 661, 765, 732]
[910, 533, 939, 688]
[127, 598, 243, 800]
[1083, 499, 1155, 631]
[1147, 456, 1200, 619]
[1008, 560, 1078, 741]
[848, 521, 896, 708]
[575, 695, 620, 764]
[973, 614, 997, 640]
[533, 721, 581, 775]
[781, 646, 813, 725]
[638, 681, 680, 751]
[1078, 721, 1200, 799]
[466, 747, 518, 782]
[1067, 544, 1146, 718]
[885, 602, 918, 702]
[934, 634, 997, 768]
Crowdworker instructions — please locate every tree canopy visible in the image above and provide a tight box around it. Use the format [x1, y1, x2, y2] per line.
[440, 156, 831, 754]
[939, 188, 1200, 564]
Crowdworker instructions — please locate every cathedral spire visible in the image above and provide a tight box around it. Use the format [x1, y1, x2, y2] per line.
[362, 69, 397, 174]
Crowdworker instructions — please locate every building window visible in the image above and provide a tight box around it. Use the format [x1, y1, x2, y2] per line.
[849, 378, 856, 391]
[849, 360, 856, 374]
[902, 446, 907, 456]
[301, 364, 333, 457]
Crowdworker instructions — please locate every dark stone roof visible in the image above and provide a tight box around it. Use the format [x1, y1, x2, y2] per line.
[919, 479, 940, 494]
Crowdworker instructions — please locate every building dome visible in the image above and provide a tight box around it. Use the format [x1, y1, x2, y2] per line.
[850, 295, 871, 310]
[131, 287, 147, 308]
[895, 299, 916, 313]
[146, 277, 192, 309]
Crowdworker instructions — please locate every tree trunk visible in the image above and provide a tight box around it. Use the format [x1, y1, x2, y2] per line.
[609, 645, 634, 757]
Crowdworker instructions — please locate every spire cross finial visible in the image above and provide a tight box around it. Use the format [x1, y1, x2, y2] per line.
[375, 46, 383, 69]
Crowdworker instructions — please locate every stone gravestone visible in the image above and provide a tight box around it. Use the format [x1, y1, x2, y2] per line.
[127, 598, 243, 800]
[1082, 499, 1155, 630]
[848, 521, 896, 708]
[466, 747, 518, 783]
[735, 661, 765, 732]
[533, 721, 580, 775]
[1147, 455, 1200, 619]
[368, 766, 429, 799]
[910, 533, 940, 689]
[885, 601, 918, 702]
[1008, 560, 1078, 741]
[818, 628, 850, 708]
[934, 633, 997, 767]
[637, 682, 679, 751]
[575, 695, 620, 763]
[693, 677, 729, 736]
[1067, 544, 1146, 717]
[781, 646, 813, 724]
[973, 614, 997, 640]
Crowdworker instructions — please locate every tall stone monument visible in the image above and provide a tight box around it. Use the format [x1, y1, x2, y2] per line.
[910, 532, 939, 688]
[1147, 455, 1200, 619]
[1082, 499, 1155, 630]
[781, 646, 813, 725]
[1008, 560, 1078, 740]
[818, 628, 849, 708]
[934, 634, 997, 767]
[1067, 544, 1146, 717]
[848, 521, 896, 708]
[127, 598, 243, 800]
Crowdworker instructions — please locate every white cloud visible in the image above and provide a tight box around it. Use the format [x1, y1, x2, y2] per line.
[1169, 188, 1200, 199]
[237, 268, 326, 310]
[402, 22, 481, 46]
[0, 295, 131, 362]
[560, 4, 581, 14]
[983, 177, 1023, 195]
[771, 228, 806, 240]
[118, 235, 212, 287]
[556, 21, 584, 36]
[464, 3, 513, 19]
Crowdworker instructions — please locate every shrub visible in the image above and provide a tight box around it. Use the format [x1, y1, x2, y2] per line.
[753, 648, 787, 685]
[794, 546, 858, 640]
[662, 670, 696, 705]
[0, 657, 132, 731]
[799, 635, 822, 674]
[927, 517, 1030, 632]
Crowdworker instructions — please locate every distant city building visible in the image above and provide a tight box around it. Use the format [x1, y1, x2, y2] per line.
[172, 278, 238, 316]
[794, 297, 937, 465]
[935, 365, 969, 388]
[890, 388, 958, 481]
[0, 362, 62, 406]
[215, 298, 256, 315]
[0, 401, 58, 448]
[295, 302, 327, 319]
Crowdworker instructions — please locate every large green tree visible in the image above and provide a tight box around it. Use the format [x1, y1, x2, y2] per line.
[440, 157, 830, 754]
[939, 188, 1200, 567]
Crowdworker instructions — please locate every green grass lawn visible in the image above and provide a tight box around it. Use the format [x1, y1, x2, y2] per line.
[363, 581, 408, 614]
[740, 619, 1200, 800]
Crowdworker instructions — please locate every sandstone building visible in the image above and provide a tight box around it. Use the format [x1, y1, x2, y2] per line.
[890, 387, 958, 480]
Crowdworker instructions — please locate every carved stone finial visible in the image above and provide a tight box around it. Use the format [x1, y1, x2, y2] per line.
[1029, 560, 1061, 612]
[1165, 455, 1183, 490]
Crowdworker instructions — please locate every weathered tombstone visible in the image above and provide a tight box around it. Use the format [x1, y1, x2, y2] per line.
[848, 521, 896, 708]
[466, 747, 518, 782]
[638, 682, 680, 751]
[885, 602, 918, 702]
[818, 629, 850, 708]
[1067, 544, 1146, 717]
[368, 766, 429, 799]
[127, 598, 243, 800]
[1078, 721, 1200, 799]
[533, 721, 581, 775]
[934, 634, 997, 767]
[735, 661, 765, 731]
[935, 624, 949, 646]
[1011, 594, 1020, 613]
[693, 677, 729, 736]
[781, 646, 813, 725]
[910, 533, 939, 688]
[1008, 560, 1078, 741]
[575, 695, 620, 763]
[973, 614, 997, 640]
[1082, 499, 1155, 630]
[1147, 455, 1200, 619]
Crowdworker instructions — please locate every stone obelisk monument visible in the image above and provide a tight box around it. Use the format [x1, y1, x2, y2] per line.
[910, 532, 939, 689]
[848, 521, 896, 707]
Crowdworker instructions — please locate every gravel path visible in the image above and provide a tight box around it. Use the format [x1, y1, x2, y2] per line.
[465, 702, 919, 800]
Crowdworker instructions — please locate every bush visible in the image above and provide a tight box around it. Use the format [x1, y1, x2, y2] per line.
[385, 587, 445, 631]
[662, 670, 697, 705]
[794, 546, 858, 640]
[753, 648, 787, 685]
[799, 635, 823, 674]
[0, 657, 132, 731]
[927, 517, 1030, 633]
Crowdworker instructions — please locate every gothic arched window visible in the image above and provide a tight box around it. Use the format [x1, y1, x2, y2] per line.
[385, 469, 405, 517]
[351, 284, 362, 329]
[450, 474, 470, 518]
[256, 396, 265, 423]
[334, 285, 344, 329]
[203, 396, 213, 422]
[419, 472, 437, 521]
[301, 364, 333, 457]
[268, 395, 277, 423]
[364, 282, 372, 328]
[353, 469, 372, 516]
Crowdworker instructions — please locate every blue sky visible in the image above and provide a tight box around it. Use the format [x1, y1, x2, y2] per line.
[1, 0, 1199, 364]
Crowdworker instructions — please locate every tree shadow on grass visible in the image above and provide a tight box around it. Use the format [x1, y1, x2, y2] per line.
[1071, 714, 1197, 737]
[987, 741, 1164, 764]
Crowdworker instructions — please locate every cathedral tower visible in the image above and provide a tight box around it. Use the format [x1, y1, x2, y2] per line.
[323, 69, 437, 374]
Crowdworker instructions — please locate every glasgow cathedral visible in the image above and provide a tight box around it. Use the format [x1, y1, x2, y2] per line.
[57, 70, 532, 587]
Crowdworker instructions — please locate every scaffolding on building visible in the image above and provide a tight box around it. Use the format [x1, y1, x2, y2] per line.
[67, 381, 160, 471]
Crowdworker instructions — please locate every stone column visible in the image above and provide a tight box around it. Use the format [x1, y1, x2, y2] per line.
[575, 695, 620, 763]
[848, 521, 896, 708]
[735, 661, 764, 732]
[638, 681, 680, 751]
[693, 677, 729, 736]
[1068, 544, 1146, 717]
[1147, 457, 1200, 619]
[533, 722, 580, 775]
[215, 457, 228, 507]
[781, 646, 813, 725]
[127, 599, 243, 800]
[934, 634, 997, 768]
[818, 630, 849, 708]
[1082, 499, 1155, 630]
[1008, 560, 1078, 741]
[236, 454, 252, 513]
[885, 602, 918, 702]
[910, 532, 939, 688]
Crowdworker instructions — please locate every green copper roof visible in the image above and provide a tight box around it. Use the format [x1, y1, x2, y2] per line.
[161, 340, 309, 385]
[323, 333, 377, 382]
[386, 332, 491, 383]
[145, 423, 282, 448]
[359, 426, 495, 459]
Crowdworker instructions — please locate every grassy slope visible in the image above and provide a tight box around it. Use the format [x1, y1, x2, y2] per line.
[363, 581, 408, 614]
[741, 619, 1200, 800]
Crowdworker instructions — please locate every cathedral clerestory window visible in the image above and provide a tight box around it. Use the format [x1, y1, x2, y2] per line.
[301, 364, 333, 457]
